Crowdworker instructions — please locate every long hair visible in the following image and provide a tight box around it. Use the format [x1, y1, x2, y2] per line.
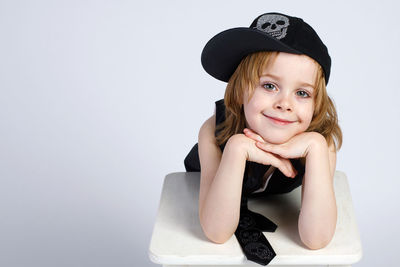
[215, 51, 343, 151]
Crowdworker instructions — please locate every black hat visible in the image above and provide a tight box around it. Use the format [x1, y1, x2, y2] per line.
[201, 12, 331, 84]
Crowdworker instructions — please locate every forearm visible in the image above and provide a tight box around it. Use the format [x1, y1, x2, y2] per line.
[200, 137, 247, 243]
[298, 138, 337, 249]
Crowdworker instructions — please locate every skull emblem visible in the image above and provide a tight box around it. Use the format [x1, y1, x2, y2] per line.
[239, 229, 261, 243]
[238, 214, 255, 229]
[253, 14, 290, 40]
[244, 242, 275, 260]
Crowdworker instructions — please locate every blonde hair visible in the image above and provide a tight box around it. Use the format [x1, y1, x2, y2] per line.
[215, 51, 343, 151]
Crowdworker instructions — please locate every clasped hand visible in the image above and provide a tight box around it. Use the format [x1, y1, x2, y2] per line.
[231, 128, 326, 178]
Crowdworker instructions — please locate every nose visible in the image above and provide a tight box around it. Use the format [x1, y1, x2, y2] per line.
[274, 93, 292, 112]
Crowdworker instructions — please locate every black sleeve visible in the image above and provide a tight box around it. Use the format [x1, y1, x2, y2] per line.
[183, 99, 225, 172]
[184, 143, 201, 172]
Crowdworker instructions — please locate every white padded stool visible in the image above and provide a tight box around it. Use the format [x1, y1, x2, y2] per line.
[148, 171, 362, 267]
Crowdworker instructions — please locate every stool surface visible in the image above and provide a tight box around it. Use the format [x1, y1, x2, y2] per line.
[148, 171, 362, 266]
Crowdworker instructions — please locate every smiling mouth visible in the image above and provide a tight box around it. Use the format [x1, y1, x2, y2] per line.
[264, 114, 296, 125]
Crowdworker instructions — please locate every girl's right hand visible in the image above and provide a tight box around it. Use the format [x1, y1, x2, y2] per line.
[226, 133, 297, 178]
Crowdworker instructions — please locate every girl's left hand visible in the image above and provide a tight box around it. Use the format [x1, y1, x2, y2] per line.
[243, 128, 326, 159]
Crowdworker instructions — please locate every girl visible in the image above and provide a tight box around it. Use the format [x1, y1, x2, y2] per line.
[184, 11, 342, 259]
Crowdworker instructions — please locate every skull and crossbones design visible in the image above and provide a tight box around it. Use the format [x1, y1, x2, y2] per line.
[244, 242, 275, 260]
[253, 14, 290, 40]
[239, 228, 262, 243]
[238, 214, 256, 229]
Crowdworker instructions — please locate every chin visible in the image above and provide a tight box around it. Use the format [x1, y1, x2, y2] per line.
[260, 134, 291, 145]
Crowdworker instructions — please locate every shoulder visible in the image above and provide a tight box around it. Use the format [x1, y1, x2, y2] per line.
[199, 114, 216, 144]
[198, 113, 222, 174]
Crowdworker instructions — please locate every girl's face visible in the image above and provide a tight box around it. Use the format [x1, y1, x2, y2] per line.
[243, 52, 318, 144]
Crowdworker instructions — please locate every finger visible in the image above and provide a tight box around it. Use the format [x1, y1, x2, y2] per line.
[256, 141, 288, 158]
[261, 152, 296, 178]
[270, 156, 295, 178]
[243, 128, 265, 142]
[278, 156, 298, 178]
[275, 156, 296, 178]
[263, 146, 297, 177]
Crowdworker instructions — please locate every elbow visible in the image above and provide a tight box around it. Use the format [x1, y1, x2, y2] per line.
[199, 211, 235, 244]
[204, 229, 231, 244]
[298, 207, 337, 250]
[200, 220, 233, 244]
[300, 232, 334, 250]
[302, 238, 331, 250]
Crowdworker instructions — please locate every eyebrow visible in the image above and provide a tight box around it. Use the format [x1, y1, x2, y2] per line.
[261, 73, 315, 89]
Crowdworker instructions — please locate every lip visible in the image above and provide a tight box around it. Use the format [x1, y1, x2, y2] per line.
[264, 114, 296, 125]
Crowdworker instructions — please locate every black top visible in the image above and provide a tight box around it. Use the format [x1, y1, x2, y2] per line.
[184, 99, 304, 197]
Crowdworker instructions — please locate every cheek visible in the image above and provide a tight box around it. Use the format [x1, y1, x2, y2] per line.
[301, 105, 314, 127]
[244, 91, 265, 114]
[243, 97, 265, 126]
[243, 103, 255, 126]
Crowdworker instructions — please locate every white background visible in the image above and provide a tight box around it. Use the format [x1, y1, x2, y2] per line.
[1, 0, 399, 266]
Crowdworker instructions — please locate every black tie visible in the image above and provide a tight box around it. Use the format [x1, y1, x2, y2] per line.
[234, 164, 278, 265]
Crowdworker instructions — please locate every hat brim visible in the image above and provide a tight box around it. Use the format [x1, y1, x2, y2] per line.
[201, 27, 302, 82]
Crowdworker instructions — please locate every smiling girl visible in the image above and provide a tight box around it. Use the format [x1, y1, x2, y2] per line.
[184, 12, 342, 265]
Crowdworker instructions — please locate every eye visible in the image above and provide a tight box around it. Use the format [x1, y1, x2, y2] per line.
[296, 90, 310, 98]
[262, 83, 276, 91]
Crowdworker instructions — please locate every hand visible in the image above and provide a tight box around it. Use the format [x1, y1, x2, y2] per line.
[243, 128, 327, 160]
[227, 133, 297, 178]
